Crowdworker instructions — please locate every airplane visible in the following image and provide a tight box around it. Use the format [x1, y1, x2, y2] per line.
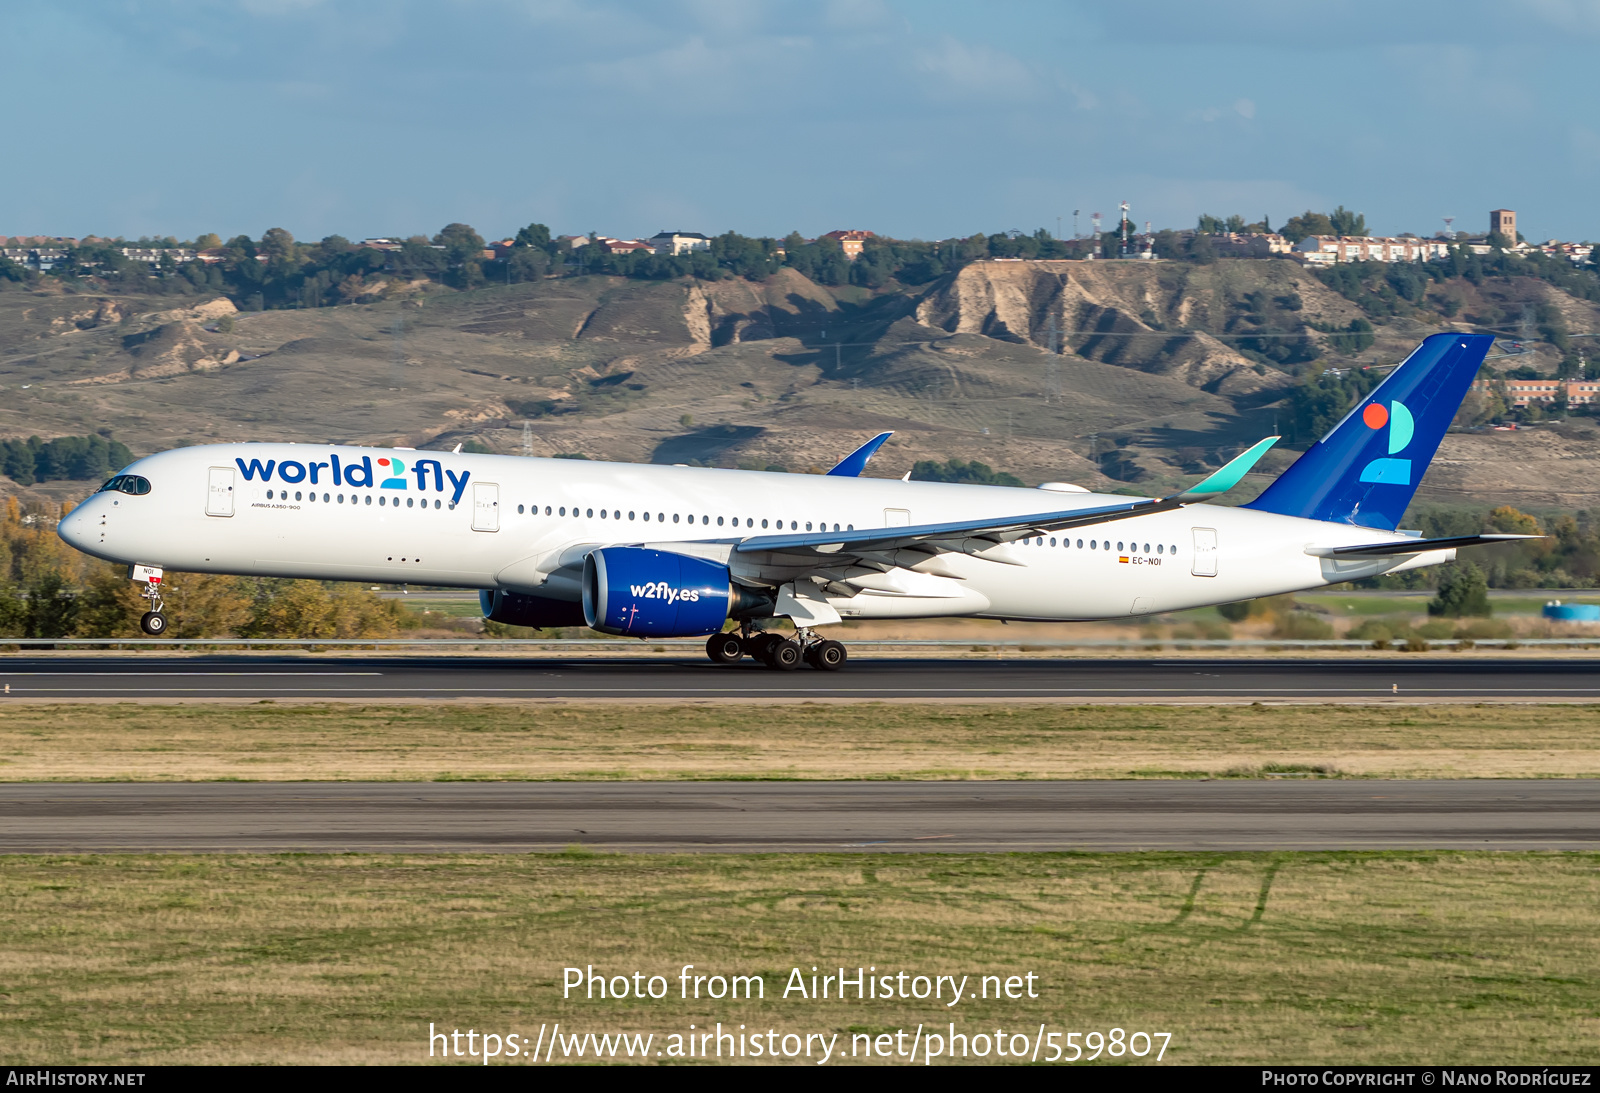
[58, 332, 1533, 670]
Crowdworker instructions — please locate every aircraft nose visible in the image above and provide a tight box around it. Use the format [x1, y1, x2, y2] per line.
[57, 504, 92, 550]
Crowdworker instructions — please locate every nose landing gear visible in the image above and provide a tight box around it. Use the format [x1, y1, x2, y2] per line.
[129, 564, 167, 636]
[702, 625, 847, 671]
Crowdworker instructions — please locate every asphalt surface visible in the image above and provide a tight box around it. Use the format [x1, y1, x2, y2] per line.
[1, 781, 1593, 852]
[6, 655, 1600, 701]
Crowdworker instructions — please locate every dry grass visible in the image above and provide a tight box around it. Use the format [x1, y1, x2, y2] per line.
[1, 703, 1599, 781]
[0, 852, 1594, 1065]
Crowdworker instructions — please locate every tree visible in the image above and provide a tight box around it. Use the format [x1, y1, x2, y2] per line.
[259, 227, 296, 265]
[1328, 206, 1367, 237]
[1428, 562, 1490, 618]
[1280, 211, 1337, 243]
[514, 223, 553, 251]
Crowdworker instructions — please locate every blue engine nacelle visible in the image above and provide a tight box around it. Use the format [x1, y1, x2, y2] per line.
[583, 547, 740, 637]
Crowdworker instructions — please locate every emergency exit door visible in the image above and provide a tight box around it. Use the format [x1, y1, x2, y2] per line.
[1191, 527, 1217, 577]
[472, 482, 500, 532]
[206, 467, 234, 517]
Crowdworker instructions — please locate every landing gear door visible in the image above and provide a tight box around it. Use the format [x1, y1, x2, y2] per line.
[1191, 527, 1218, 577]
[472, 482, 500, 532]
[206, 466, 234, 517]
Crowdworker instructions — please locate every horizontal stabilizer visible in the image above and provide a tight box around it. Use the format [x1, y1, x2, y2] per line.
[826, 431, 893, 477]
[1305, 534, 1540, 558]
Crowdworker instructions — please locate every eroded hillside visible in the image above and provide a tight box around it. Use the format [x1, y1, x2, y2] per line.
[3, 259, 1599, 512]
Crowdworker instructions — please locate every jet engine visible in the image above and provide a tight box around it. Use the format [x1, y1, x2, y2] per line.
[582, 547, 772, 636]
[479, 589, 587, 629]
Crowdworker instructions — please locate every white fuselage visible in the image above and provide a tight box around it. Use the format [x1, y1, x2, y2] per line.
[58, 443, 1444, 621]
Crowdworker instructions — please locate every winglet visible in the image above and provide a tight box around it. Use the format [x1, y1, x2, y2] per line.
[1177, 436, 1279, 501]
[826, 431, 893, 477]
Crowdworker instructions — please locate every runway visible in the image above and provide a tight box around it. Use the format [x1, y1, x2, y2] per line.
[5, 654, 1600, 701]
[1, 781, 1593, 852]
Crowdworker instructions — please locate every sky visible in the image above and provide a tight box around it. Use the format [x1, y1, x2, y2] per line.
[5, 0, 1600, 244]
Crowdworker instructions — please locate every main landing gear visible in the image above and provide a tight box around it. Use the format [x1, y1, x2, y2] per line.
[704, 626, 848, 672]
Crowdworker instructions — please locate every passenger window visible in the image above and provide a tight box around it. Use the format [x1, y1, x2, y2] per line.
[545, 506, 552, 515]
[365, 496, 372, 506]
[600, 509, 607, 519]
[642, 512, 648, 521]
[1143, 543, 1149, 553]
[1076, 539, 1083, 548]
[586, 508, 593, 518]
[702, 515, 709, 525]
[1116, 541, 1123, 551]
[657, 513, 664, 522]
[323, 493, 329, 503]
[717, 516, 724, 526]
[409, 498, 416, 509]
[559, 507, 566, 516]
[761, 519, 768, 528]
[295, 491, 302, 501]
[517, 504, 524, 514]
[1050, 537, 1056, 547]
[629, 511, 635, 520]
[1171, 544, 1177, 554]
[380, 496, 387, 506]
[337, 493, 344, 503]
[791, 521, 797, 530]
[805, 522, 813, 531]
[1157, 544, 1164, 554]
[1090, 540, 1096, 550]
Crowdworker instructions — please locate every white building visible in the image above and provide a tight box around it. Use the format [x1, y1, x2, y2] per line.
[1295, 235, 1452, 266]
[648, 231, 711, 256]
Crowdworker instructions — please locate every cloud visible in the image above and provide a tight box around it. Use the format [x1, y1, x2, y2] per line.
[1234, 97, 1255, 119]
[911, 36, 1039, 99]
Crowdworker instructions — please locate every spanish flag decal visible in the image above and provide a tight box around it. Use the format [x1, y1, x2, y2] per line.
[1119, 555, 1130, 563]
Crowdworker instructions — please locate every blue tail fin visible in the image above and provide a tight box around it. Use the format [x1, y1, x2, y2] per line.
[1246, 332, 1494, 530]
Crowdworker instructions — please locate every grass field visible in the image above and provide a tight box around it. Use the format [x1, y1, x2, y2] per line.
[0, 851, 1593, 1065]
[1, 702, 1598, 781]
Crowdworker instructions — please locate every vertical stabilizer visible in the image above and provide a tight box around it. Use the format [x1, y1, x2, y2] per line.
[1245, 333, 1494, 529]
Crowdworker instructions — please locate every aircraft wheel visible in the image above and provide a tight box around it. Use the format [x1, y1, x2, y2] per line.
[706, 632, 744, 664]
[745, 633, 779, 663]
[767, 639, 803, 671]
[139, 611, 168, 636]
[808, 639, 847, 671]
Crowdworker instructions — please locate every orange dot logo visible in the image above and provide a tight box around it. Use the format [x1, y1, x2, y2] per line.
[1362, 403, 1389, 430]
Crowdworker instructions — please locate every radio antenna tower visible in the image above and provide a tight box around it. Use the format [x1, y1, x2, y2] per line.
[1119, 200, 1131, 257]
[1073, 209, 1080, 238]
[1442, 215, 1456, 237]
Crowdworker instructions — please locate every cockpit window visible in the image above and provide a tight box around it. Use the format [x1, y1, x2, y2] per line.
[98, 475, 151, 496]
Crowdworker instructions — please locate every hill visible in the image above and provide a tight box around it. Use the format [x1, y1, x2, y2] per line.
[3, 258, 1599, 511]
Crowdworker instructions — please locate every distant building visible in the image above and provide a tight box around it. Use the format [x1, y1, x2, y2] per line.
[358, 238, 404, 252]
[1208, 232, 1294, 257]
[821, 229, 875, 260]
[1295, 235, 1451, 266]
[599, 238, 654, 255]
[648, 231, 711, 257]
[1491, 208, 1517, 241]
[1472, 377, 1600, 407]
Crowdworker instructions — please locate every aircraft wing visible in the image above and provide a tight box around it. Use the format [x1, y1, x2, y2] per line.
[1304, 534, 1540, 558]
[732, 437, 1280, 564]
